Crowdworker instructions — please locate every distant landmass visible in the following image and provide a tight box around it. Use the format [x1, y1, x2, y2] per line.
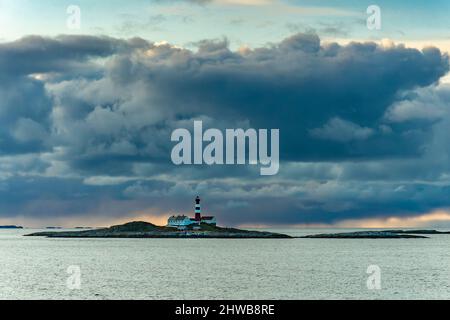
[0, 225, 23, 229]
[302, 231, 432, 239]
[381, 229, 450, 235]
[25, 221, 292, 239]
[302, 229, 450, 239]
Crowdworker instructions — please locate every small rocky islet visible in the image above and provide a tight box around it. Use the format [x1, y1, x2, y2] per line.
[301, 231, 428, 239]
[301, 230, 450, 239]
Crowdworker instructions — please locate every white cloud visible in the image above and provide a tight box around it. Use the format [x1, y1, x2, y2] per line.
[385, 84, 450, 123]
[310, 117, 374, 142]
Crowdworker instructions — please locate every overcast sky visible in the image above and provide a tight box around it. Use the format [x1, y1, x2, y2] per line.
[1, 0, 450, 228]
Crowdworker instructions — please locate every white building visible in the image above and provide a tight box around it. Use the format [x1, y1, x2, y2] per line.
[167, 215, 195, 230]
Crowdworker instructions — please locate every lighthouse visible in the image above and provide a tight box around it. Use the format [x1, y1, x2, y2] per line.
[195, 196, 201, 221]
[167, 196, 217, 229]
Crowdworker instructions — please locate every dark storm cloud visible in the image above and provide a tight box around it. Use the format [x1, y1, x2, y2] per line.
[0, 35, 151, 76]
[0, 33, 449, 225]
[42, 33, 449, 170]
[0, 35, 153, 155]
[133, 33, 447, 161]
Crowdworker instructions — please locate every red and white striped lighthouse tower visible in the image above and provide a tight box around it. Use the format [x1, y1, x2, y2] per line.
[195, 196, 201, 221]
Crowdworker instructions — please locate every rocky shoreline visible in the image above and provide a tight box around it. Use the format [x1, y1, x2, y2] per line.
[25, 221, 292, 239]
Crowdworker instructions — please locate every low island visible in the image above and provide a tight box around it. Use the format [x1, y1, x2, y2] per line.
[380, 229, 450, 235]
[25, 221, 292, 239]
[301, 229, 450, 239]
[302, 231, 432, 239]
[25, 224, 450, 239]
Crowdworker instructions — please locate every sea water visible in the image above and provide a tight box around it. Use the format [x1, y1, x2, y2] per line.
[1, 228, 449, 300]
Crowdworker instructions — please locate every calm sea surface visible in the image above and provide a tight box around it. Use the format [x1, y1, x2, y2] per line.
[1, 228, 450, 300]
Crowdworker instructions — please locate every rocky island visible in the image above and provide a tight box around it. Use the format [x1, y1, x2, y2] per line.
[380, 229, 450, 235]
[25, 221, 292, 239]
[302, 231, 430, 239]
[301, 229, 450, 239]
